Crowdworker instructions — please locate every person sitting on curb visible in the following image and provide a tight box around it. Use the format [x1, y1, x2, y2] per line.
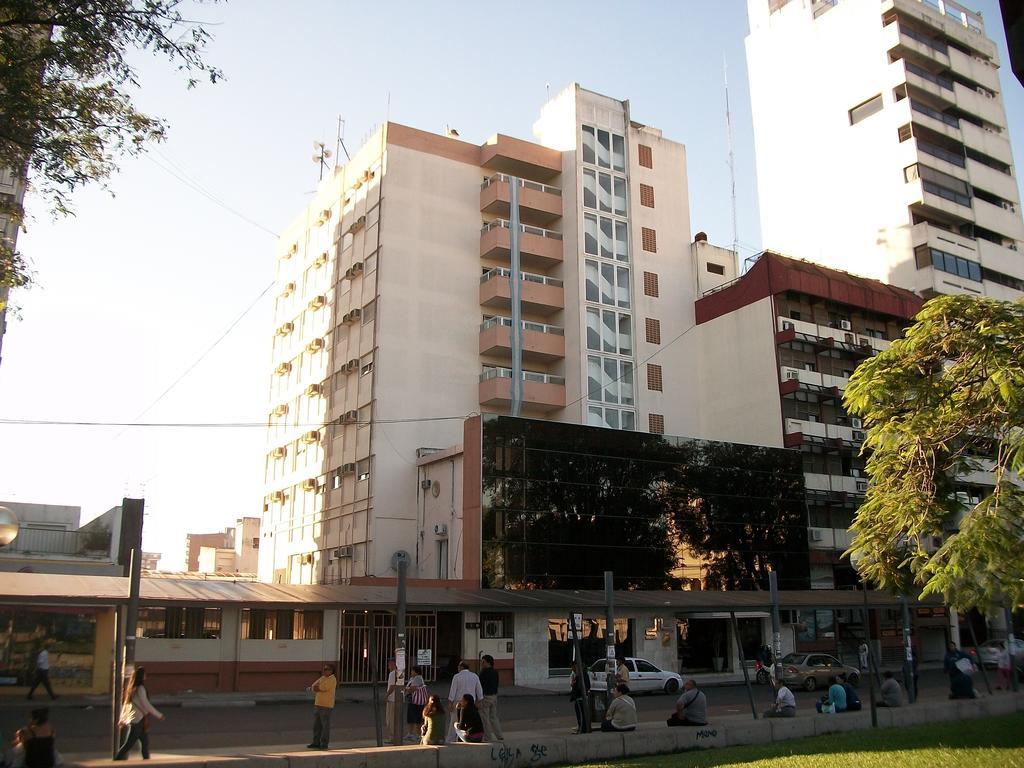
[815, 676, 847, 714]
[420, 696, 446, 746]
[600, 684, 637, 732]
[877, 671, 903, 707]
[667, 679, 707, 726]
[763, 679, 796, 718]
[838, 673, 861, 712]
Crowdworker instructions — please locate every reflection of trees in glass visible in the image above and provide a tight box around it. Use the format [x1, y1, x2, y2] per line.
[662, 441, 810, 591]
[481, 416, 810, 591]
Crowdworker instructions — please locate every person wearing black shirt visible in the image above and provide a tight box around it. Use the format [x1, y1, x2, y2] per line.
[477, 654, 504, 741]
[454, 695, 485, 743]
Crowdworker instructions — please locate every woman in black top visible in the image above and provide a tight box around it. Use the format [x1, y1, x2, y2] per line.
[454, 694, 484, 743]
[23, 709, 56, 768]
[569, 661, 592, 734]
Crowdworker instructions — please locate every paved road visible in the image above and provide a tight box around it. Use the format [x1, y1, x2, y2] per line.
[0, 669, 982, 758]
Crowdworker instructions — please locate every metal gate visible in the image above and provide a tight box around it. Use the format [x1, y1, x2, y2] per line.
[338, 611, 437, 683]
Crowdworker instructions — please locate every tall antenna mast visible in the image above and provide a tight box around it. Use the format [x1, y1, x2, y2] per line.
[724, 57, 739, 270]
[335, 115, 350, 165]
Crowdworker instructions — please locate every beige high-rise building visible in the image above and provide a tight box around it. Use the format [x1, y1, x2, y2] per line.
[259, 84, 738, 585]
[746, 0, 1024, 299]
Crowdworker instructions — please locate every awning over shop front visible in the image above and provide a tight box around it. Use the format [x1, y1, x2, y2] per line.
[0, 572, 942, 612]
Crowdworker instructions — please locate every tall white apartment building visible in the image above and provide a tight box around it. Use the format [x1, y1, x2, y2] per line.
[746, 0, 1024, 299]
[259, 84, 736, 585]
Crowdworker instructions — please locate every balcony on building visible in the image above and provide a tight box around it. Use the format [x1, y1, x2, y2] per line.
[783, 417, 866, 451]
[480, 219, 563, 270]
[887, 0, 993, 60]
[884, 18, 952, 70]
[776, 316, 884, 357]
[807, 525, 854, 552]
[480, 174, 562, 227]
[479, 316, 565, 363]
[479, 366, 565, 412]
[804, 472, 869, 498]
[480, 267, 564, 316]
[973, 197, 1024, 243]
[479, 134, 561, 183]
[779, 365, 847, 399]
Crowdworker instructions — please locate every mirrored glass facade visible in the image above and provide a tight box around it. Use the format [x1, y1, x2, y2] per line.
[481, 415, 811, 591]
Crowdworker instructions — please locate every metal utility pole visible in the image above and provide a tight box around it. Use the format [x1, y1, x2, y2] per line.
[1007, 605, 1019, 693]
[768, 571, 783, 684]
[604, 571, 615, 708]
[569, 612, 590, 734]
[730, 611, 758, 720]
[900, 595, 917, 703]
[121, 498, 145, 673]
[392, 551, 410, 746]
[111, 498, 144, 758]
[966, 617, 993, 695]
[861, 586, 878, 727]
[368, 611, 383, 747]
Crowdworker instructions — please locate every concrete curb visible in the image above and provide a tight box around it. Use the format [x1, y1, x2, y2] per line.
[67, 692, 1024, 768]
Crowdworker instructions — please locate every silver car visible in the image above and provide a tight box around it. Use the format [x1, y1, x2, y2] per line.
[779, 652, 860, 691]
[588, 656, 683, 694]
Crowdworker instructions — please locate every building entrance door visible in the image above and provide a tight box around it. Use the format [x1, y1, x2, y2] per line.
[435, 612, 463, 679]
[338, 611, 438, 683]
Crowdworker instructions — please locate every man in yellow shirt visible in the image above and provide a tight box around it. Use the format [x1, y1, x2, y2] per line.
[308, 664, 337, 750]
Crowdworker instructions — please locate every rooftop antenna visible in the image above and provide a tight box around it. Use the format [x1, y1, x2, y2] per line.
[724, 56, 739, 273]
[546, 82, 550, 100]
[335, 115, 350, 163]
[312, 140, 332, 181]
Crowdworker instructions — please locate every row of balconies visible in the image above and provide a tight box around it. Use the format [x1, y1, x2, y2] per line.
[804, 472, 870, 495]
[780, 365, 850, 392]
[783, 417, 866, 446]
[776, 316, 891, 354]
[478, 138, 566, 415]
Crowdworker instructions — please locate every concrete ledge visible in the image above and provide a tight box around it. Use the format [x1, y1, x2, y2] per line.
[767, 716, 815, 741]
[71, 693, 1024, 768]
[563, 732, 623, 763]
[812, 711, 871, 735]
[725, 720, 772, 746]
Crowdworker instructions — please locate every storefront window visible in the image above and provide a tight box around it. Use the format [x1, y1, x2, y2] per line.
[547, 617, 632, 675]
[0, 609, 97, 690]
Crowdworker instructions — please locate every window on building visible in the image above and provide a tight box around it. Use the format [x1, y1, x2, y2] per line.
[638, 144, 653, 168]
[241, 609, 324, 640]
[643, 271, 659, 297]
[796, 610, 835, 642]
[585, 308, 632, 355]
[587, 355, 634, 407]
[639, 183, 655, 208]
[849, 94, 883, 125]
[137, 607, 222, 639]
[706, 262, 725, 275]
[645, 318, 661, 345]
[362, 299, 376, 325]
[647, 364, 663, 392]
[585, 259, 631, 308]
[584, 214, 629, 262]
[641, 227, 657, 253]
[587, 404, 636, 431]
[649, 414, 665, 434]
[357, 458, 371, 482]
[437, 539, 449, 579]
[480, 612, 514, 638]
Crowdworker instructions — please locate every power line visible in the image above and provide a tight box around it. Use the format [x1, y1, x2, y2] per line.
[119, 280, 276, 431]
[144, 152, 280, 239]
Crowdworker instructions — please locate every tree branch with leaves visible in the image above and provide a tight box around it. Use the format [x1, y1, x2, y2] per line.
[844, 294, 1024, 612]
[0, 0, 221, 308]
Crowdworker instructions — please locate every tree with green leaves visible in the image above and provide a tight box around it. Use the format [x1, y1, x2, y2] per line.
[843, 294, 1024, 613]
[0, 0, 221, 307]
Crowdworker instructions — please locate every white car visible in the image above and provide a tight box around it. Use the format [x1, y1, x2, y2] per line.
[588, 657, 683, 694]
[976, 638, 1024, 669]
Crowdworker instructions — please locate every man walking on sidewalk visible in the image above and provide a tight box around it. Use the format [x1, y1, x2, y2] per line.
[307, 664, 337, 750]
[477, 655, 504, 742]
[26, 641, 57, 701]
[447, 660, 483, 742]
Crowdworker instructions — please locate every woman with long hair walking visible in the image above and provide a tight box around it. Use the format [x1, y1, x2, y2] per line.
[114, 667, 164, 760]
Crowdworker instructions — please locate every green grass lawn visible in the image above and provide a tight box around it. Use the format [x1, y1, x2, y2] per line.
[577, 712, 1024, 768]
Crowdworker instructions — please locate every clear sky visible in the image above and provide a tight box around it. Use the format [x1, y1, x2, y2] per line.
[0, 0, 1021, 568]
